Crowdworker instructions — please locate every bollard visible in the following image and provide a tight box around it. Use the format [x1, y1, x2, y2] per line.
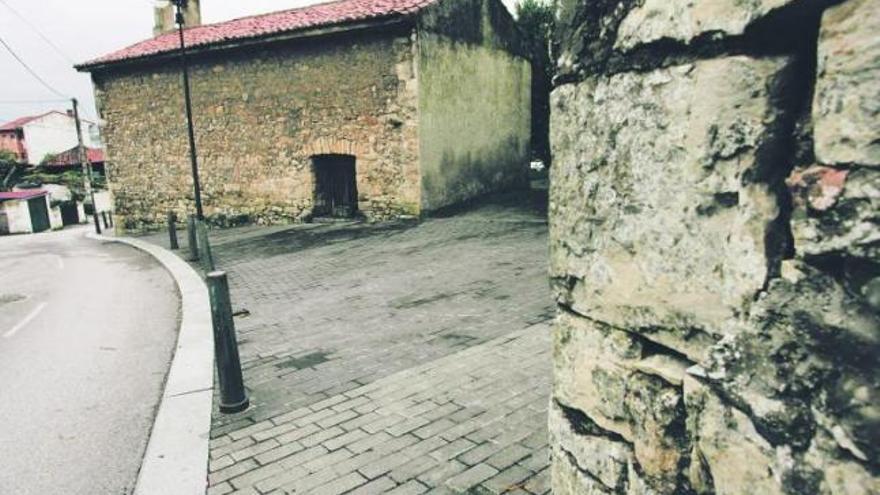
[206, 271, 249, 414]
[101, 211, 109, 229]
[167, 212, 179, 250]
[108, 211, 114, 228]
[196, 220, 215, 273]
[187, 214, 199, 262]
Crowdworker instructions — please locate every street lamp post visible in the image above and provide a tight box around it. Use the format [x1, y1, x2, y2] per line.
[171, 0, 204, 220]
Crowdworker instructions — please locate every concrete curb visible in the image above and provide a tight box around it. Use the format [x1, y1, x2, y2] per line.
[87, 232, 213, 495]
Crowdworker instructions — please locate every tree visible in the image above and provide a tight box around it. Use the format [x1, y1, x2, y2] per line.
[516, 0, 555, 78]
[516, 0, 556, 165]
[40, 153, 58, 166]
[0, 150, 22, 190]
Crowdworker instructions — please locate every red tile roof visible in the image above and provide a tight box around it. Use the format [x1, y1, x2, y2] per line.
[0, 112, 52, 132]
[0, 190, 48, 201]
[0, 111, 85, 131]
[79, 0, 438, 69]
[44, 146, 105, 167]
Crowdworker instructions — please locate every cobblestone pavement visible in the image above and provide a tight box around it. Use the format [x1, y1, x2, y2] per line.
[141, 193, 553, 494]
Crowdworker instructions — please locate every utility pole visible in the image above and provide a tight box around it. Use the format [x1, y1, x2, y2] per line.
[72, 98, 101, 234]
[172, 0, 204, 220]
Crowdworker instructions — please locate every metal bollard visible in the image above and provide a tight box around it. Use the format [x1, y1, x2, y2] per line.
[167, 212, 179, 250]
[187, 214, 199, 262]
[108, 211, 114, 228]
[101, 211, 109, 229]
[196, 220, 215, 273]
[206, 271, 249, 414]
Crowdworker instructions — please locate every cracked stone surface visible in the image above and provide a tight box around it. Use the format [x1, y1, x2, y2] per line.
[549, 0, 878, 493]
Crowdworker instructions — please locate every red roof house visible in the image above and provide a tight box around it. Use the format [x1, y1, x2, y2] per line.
[0, 112, 102, 165]
[0, 190, 48, 201]
[74, 0, 531, 229]
[43, 146, 105, 168]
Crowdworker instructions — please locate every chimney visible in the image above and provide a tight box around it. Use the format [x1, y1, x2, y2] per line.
[154, 0, 201, 36]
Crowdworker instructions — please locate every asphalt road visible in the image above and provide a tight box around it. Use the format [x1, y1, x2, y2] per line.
[0, 227, 180, 495]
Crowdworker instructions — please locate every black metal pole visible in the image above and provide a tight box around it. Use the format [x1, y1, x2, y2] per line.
[206, 270, 249, 414]
[196, 220, 215, 273]
[187, 213, 199, 262]
[167, 211, 179, 250]
[174, 1, 204, 221]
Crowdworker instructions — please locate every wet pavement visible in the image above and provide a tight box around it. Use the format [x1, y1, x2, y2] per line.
[140, 192, 554, 494]
[0, 226, 180, 495]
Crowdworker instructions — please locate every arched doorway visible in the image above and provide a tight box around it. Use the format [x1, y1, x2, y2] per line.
[312, 154, 358, 219]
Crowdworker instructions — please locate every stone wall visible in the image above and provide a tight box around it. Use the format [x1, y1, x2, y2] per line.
[549, 0, 878, 494]
[92, 28, 420, 231]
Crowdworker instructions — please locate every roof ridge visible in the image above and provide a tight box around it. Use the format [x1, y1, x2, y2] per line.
[78, 0, 438, 69]
[206, 0, 352, 27]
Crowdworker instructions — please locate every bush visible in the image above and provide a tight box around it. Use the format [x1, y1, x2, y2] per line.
[15, 167, 106, 201]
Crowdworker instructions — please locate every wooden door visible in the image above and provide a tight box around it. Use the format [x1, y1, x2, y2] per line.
[313, 154, 357, 218]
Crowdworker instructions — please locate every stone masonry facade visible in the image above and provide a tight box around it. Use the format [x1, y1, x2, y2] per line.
[86, 0, 531, 233]
[93, 28, 421, 231]
[549, 1, 878, 494]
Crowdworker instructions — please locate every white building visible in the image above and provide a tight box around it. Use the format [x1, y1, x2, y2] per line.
[0, 111, 101, 165]
[0, 190, 52, 234]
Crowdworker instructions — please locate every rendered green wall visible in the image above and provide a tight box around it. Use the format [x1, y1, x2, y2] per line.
[417, 0, 531, 212]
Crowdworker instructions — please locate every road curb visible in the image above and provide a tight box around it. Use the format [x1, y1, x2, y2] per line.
[87, 232, 213, 495]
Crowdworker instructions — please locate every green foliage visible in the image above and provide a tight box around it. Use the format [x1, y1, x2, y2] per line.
[516, 0, 555, 78]
[0, 149, 16, 164]
[15, 167, 106, 201]
[0, 150, 23, 191]
[516, 0, 556, 164]
[40, 153, 59, 165]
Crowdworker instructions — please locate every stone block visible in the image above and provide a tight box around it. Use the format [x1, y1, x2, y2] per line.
[614, 0, 795, 51]
[813, 0, 880, 166]
[549, 400, 629, 494]
[804, 428, 877, 494]
[788, 164, 880, 261]
[550, 56, 795, 358]
[697, 260, 880, 460]
[552, 312, 691, 492]
[551, 455, 613, 495]
[683, 376, 783, 495]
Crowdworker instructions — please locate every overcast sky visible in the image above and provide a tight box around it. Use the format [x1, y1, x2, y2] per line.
[0, 0, 518, 125]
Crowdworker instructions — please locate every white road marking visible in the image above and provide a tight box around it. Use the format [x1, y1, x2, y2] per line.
[3, 302, 48, 339]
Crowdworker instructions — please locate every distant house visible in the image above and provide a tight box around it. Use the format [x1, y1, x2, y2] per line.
[76, 0, 532, 230]
[0, 111, 102, 165]
[44, 146, 106, 174]
[0, 190, 52, 234]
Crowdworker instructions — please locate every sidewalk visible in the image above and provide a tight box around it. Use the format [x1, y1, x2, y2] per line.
[141, 193, 553, 494]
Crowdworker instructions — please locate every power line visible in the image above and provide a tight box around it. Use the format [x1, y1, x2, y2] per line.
[0, 0, 75, 64]
[0, 35, 68, 99]
[0, 98, 70, 104]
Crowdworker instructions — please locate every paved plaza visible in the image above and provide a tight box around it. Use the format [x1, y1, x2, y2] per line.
[142, 193, 553, 494]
